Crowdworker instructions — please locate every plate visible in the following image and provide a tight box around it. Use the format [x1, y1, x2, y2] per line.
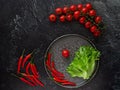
[44, 34, 99, 88]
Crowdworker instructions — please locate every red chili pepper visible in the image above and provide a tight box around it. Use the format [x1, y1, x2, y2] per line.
[12, 73, 35, 86]
[26, 62, 31, 74]
[47, 53, 51, 67]
[62, 82, 76, 86]
[21, 73, 38, 86]
[51, 61, 64, 77]
[51, 69, 64, 78]
[22, 53, 32, 68]
[32, 64, 39, 76]
[51, 72, 59, 78]
[53, 78, 68, 83]
[33, 76, 44, 87]
[20, 77, 35, 86]
[17, 49, 25, 74]
[51, 72, 64, 79]
[46, 60, 52, 71]
[30, 64, 39, 78]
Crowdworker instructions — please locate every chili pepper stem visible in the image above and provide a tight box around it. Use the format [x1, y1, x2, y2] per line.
[30, 56, 34, 64]
[11, 73, 19, 78]
[21, 49, 25, 57]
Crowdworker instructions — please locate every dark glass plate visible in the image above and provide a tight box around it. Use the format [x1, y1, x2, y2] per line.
[44, 34, 99, 88]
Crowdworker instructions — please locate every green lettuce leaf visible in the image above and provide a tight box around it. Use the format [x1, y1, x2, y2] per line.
[66, 46, 100, 79]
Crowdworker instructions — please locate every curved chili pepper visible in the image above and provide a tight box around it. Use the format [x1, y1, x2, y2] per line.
[51, 61, 64, 77]
[12, 73, 35, 86]
[47, 53, 51, 67]
[33, 76, 44, 87]
[62, 82, 76, 86]
[32, 64, 39, 77]
[46, 60, 52, 71]
[21, 73, 38, 86]
[20, 77, 35, 86]
[26, 62, 31, 74]
[51, 72, 64, 79]
[30, 64, 39, 78]
[17, 49, 25, 74]
[53, 78, 68, 83]
[51, 69, 64, 78]
[22, 53, 32, 68]
[17, 56, 23, 74]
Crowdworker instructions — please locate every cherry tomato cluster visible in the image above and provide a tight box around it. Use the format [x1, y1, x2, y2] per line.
[49, 3, 105, 37]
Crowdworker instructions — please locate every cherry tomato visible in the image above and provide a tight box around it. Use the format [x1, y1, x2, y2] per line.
[85, 21, 92, 28]
[62, 49, 69, 58]
[63, 6, 69, 14]
[82, 8, 88, 14]
[49, 14, 57, 22]
[93, 30, 101, 37]
[77, 4, 83, 10]
[90, 25, 97, 33]
[55, 8, 63, 15]
[89, 10, 96, 16]
[70, 5, 77, 12]
[60, 15, 66, 22]
[95, 16, 102, 23]
[79, 17, 86, 24]
[74, 11, 80, 20]
[85, 3, 92, 10]
[66, 14, 73, 21]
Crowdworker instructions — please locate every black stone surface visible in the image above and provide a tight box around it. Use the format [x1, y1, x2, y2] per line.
[0, 0, 120, 90]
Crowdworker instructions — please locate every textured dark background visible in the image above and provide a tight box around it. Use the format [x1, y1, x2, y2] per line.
[0, 0, 120, 90]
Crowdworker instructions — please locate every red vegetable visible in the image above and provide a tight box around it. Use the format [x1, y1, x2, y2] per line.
[30, 64, 39, 78]
[53, 78, 68, 83]
[21, 73, 38, 86]
[20, 77, 35, 86]
[59, 15, 66, 22]
[74, 11, 80, 20]
[32, 64, 39, 77]
[26, 62, 31, 74]
[22, 53, 32, 68]
[51, 72, 64, 79]
[12, 74, 35, 86]
[95, 16, 102, 23]
[62, 49, 70, 58]
[85, 21, 92, 28]
[66, 14, 73, 21]
[79, 17, 86, 24]
[33, 76, 44, 87]
[62, 82, 76, 86]
[17, 50, 25, 74]
[51, 61, 64, 77]
[93, 30, 101, 37]
[77, 4, 83, 10]
[81, 8, 88, 14]
[63, 6, 69, 14]
[85, 3, 92, 10]
[55, 8, 63, 15]
[49, 14, 57, 22]
[70, 5, 77, 12]
[17, 56, 23, 74]
[46, 60, 52, 71]
[89, 10, 96, 16]
[90, 25, 97, 33]
[47, 53, 52, 67]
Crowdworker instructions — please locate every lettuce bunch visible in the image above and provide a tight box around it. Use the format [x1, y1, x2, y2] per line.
[66, 46, 100, 79]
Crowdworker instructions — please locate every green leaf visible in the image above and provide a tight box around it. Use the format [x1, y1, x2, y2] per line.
[66, 46, 100, 79]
